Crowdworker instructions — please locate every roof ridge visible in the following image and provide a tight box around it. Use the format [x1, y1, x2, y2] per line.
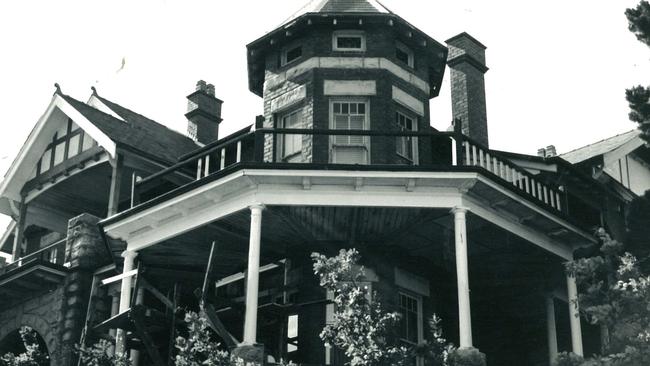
[560, 129, 639, 156]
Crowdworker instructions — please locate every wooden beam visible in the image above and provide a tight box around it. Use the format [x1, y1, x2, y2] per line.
[140, 277, 174, 310]
[202, 303, 239, 348]
[201, 241, 218, 305]
[107, 154, 124, 216]
[12, 196, 26, 261]
[167, 283, 179, 366]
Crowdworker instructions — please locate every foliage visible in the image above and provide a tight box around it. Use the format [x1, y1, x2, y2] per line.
[0, 327, 49, 366]
[625, 190, 650, 271]
[626, 1, 650, 143]
[447, 347, 485, 366]
[77, 339, 131, 366]
[174, 311, 232, 366]
[563, 229, 650, 365]
[312, 249, 455, 366]
[554, 352, 584, 366]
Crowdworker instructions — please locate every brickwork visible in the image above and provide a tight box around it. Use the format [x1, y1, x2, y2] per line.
[446, 33, 489, 147]
[260, 24, 437, 166]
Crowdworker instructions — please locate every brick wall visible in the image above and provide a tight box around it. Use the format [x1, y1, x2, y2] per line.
[446, 33, 489, 147]
[260, 24, 439, 166]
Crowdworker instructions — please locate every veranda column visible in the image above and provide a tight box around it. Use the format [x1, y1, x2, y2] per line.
[452, 206, 473, 348]
[545, 295, 558, 364]
[566, 274, 584, 356]
[243, 204, 264, 344]
[115, 250, 138, 356]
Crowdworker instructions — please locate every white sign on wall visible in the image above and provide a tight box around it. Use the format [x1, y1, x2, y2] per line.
[270, 85, 307, 112]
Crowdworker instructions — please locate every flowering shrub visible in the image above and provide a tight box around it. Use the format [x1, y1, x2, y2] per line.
[312, 249, 456, 366]
[77, 340, 130, 366]
[0, 327, 49, 366]
[447, 347, 485, 366]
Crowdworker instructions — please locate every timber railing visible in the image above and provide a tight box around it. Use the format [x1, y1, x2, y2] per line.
[130, 127, 566, 215]
[3, 237, 67, 272]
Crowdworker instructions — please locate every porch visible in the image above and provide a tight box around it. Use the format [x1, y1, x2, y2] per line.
[98, 123, 598, 365]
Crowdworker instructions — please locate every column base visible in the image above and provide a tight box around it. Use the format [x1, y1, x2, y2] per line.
[231, 344, 264, 366]
[448, 347, 486, 366]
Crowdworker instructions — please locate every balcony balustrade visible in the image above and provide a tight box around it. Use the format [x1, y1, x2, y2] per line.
[130, 127, 566, 216]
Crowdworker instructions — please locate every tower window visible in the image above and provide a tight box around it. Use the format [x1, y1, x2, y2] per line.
[396, 41, 414, 68]
[396, 111, 417, 163]
[333, 31, 366, 52]
[282, 45, 303, 66]
[280, 109, 303, 162]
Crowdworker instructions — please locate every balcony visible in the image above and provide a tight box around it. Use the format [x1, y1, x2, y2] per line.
[0, 238, 68, 307]
[132, 127, 566, 218]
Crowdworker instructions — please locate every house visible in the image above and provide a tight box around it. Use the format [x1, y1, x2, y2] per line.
[0, 1, 646, 365]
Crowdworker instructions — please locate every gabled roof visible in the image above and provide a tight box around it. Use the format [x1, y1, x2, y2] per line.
[78, 94, 199, 164]
[561, 130, 643, 164]
[0, 88, 199, 211]
[280, 0, 392, 27]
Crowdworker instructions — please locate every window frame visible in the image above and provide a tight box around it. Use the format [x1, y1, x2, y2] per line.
[281, 44, 303, 67]
[277, 107, 304, 162]
[395, 41, 415, 68]
[329, 98, 370, 164]
[395, 109, 418, 165]
[398, 291, 424, 346]
[332, 30, 366, 52]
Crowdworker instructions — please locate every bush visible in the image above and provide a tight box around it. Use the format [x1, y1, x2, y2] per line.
[447, 347, 486, 366]
[0, 327, 49, 366]
[554, 352, 584, 366]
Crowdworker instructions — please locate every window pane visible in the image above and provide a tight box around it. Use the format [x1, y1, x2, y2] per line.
[68, 134, 80, 158]
[358, 103, 365, 114]
[82, 133, 96, 151]
[341, 103, 348, 114]
[70, 121, 80, 131]
[54, 142, 65, 166]
[396, 48, 410, 65]
[282, 111, 302, 159]
[334, 103, 341, 114]
[41, 149, 51, 172]
[337, 36, 362, 49]
[285, 46, 302, 64]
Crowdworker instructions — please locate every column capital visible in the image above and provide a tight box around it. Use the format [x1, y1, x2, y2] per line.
[451, 206, 469, 215]
[121, 250, 138, 260]
[249, 203, 266, 212]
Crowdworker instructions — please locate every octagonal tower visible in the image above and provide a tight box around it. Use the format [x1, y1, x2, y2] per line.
[247, 0, 448, 165]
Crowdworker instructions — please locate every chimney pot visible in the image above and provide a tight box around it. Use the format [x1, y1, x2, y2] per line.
[545, 145, 557, 157]
[537, 148, 546, 157]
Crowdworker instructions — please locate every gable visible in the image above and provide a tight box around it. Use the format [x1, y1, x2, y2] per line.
[0, 93, 116, 213]
[27, 118, 99, 182]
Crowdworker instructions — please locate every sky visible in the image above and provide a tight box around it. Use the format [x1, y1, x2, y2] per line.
[0, 0, 648, 178]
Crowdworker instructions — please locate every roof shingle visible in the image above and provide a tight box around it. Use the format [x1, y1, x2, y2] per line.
[61, 94, 199, 164]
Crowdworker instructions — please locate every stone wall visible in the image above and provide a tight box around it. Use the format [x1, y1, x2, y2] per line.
[0, 213, 109, 365]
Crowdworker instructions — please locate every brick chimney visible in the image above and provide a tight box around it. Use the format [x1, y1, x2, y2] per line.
[186, 80, 223, 144]
[446, 32, 489, 147]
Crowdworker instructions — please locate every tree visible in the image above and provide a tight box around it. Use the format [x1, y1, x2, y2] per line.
[562, 229, 650, 365]
[0, 327, 49, 366]
[311, 249, 472, 366]
[626, 1, 650, 143]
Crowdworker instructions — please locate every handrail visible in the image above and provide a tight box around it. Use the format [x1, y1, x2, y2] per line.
[4, 238, 67, 272]
[129, 127, 565, 214]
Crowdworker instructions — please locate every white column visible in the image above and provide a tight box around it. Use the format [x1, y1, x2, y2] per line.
[115, 250, 138, 356]
[567, 274, 584, 356]
[452, 206, 473, 348]
[243, 204, 264, 344]
[546, 295, 558, 364]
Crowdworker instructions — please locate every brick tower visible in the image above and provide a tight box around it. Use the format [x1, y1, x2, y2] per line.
[246, 0, 448, 165]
